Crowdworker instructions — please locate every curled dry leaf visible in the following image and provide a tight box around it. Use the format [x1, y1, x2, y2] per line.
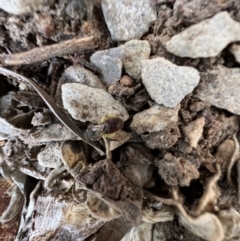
[218, 208, 240, 240]
[0, 181, 23, 224]
[16, 182, 104, 241]
[78, 159, 143, 226]
[179, 210, 224, 241]
[193, 163, 221, 215]
[86, 192, 120, 221]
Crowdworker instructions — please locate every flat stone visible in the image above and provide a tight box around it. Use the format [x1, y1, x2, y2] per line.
[101, 0, 157, 41]
[230, 44, 240, 64]
[123, 40, 151, 80]
[55, 65, 105, 108]
[62, 83, 129, 123]
[141, 57, 200, 107]
[166, 11, 240, 58]
[195, 66, 240, 115]
[90, 46, 123, 85]
[130, 104, 180, 135]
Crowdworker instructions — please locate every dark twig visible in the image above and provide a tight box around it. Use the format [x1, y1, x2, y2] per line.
[0, 67, 105, 156]
[0, 36, 98, 66]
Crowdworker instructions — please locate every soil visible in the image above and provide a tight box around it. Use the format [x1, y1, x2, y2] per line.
[1, 1, 240, 241]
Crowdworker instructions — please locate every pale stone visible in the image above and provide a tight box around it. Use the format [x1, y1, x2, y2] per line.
[123, 40, 151, 80]
[101, 0, 157, 41]
[141, 57, 200, 107]
[130, 104, 180, 135]
[90, 46, 123, 85]
[166, 12, 240, 58]
[62, 83, 129, 123]
[0, 0, 54, 15]
[196, 65, 240, 115]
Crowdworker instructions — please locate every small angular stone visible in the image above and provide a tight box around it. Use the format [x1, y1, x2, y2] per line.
[183, 117, 205, 148]
[55, 65, 105, 109]
[130, 104, 180, 135]
[90, 46, 123, 85]
[166, 12, 240, 58]
[141, 57, 200, 107]
[62, 83, 129, 123]
[123, 40, 151, 80]
[196, 65, 240, 115]
[101, 0, 157, 41]
[59, 65, 105, 89]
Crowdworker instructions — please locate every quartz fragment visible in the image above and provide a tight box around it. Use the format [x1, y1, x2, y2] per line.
[101, 0, 157, 41]
[90, 46, 123, 85]
[123, 40, 151, 80]
[62, 83, 129, 123]
[130, 104, 180, 134]
[166, 12, 240, 58]
[141, 57, 200, 107]
[183, 117, 205, 148]
[196, 66, 240, 115]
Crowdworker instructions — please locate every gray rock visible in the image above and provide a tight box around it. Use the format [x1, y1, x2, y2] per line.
[130, 104, 180, 135]
[101, 0, 157, 41]
[166, 11, 240, 58]
[123, 40, 151, 80]
[62, 83, 129, 123]
[141, 57, 200, 107]
[90, 46, 123, 85]
[230, 44, 240, 64]
[55, 65, 105, 108]
[0, 0, 54, 15]
[196, 66, 240, 115]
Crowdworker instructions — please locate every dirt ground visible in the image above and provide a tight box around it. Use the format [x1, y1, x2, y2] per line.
[1, 0, 240, 241]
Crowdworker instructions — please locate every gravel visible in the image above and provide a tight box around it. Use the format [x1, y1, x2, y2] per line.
[196, 65, 240, 115]
[141, 57, 200, 107]
[62, 83, 129, 123]
[166, 11, 240, 58]
[101, 0, 157, 41]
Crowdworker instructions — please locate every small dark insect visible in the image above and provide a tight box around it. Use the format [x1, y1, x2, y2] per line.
[85, 115, 124, 141]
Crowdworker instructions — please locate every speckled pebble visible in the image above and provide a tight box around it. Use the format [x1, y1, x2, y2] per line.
[166, 12, 240, 58]
[101, 0, 157, 41]
[62, 83, 129, 123]
[141, 57, 200, 108]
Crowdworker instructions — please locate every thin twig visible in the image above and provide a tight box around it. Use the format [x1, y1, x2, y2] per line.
[0, 67, 105, 156]
[0, 36, 98, 66]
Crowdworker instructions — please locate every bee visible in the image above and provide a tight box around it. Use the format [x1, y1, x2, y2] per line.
[85, 115, 124, 141]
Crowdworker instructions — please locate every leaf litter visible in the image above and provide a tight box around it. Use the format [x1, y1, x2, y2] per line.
[1, 1, 240, 241]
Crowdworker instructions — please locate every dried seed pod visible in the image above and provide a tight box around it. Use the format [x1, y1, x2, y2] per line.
[85, 115, 124, 141]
